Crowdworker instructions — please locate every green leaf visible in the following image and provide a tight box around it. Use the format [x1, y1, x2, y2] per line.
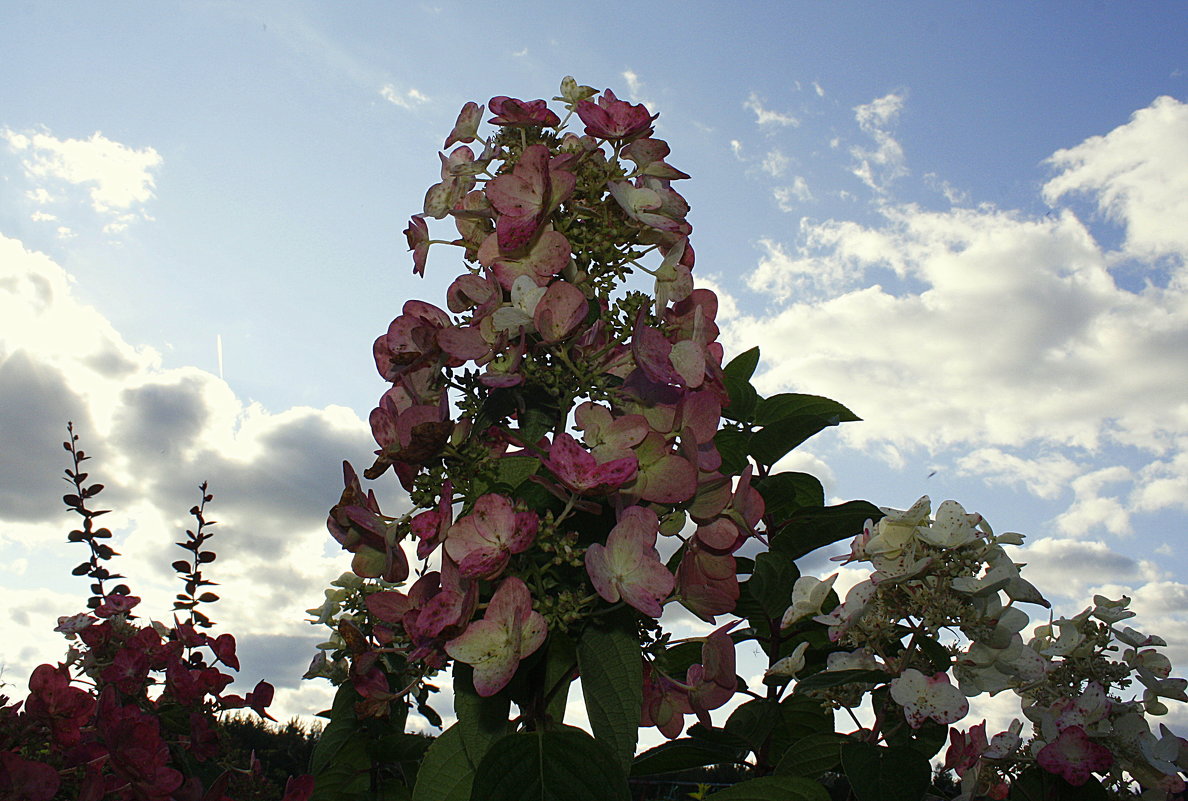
[756, 472, 825, 525]
[473, 728, 630, 801]
[771, 501, 884, 561]
[577, 611, 642, 773]
[491, 455, 540, 491]
[841, 742, 931, 801]
[1008, 766, 1110, 801]
[708, 776, 829, 800]
[723, 346, 761, 382]
[767, 696, 835, 765]
[309, 734, 371, 800]
[630, 737, 747, 777]
[714, 427, 752, 476]
[746, 550, 800, 622]
[309, 683, 362, 776]
[518, 406, 556, 445]
[410, 724, 475, 801]
[725, 699, 781, 753]
[452, 663, 511, 769]
[543, 635, 576, 723]
[774, 732, 850, 779]
[723, 374, 760, 423]
[754, 393, 860, 427]
[793, 669, 889, 694]
[749, 414, 841, 467]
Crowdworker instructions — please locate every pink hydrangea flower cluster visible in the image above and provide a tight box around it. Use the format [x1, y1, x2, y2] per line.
[322, 79, 751, 730]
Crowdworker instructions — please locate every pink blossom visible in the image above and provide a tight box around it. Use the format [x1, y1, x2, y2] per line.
[686, 622, 739, 726]
[1036, 725, 1114, 786]
[641, 663, 692, 739]
[674, 541, 739, 621]
[478, 227, 572, 290]
[585, 506, 675, 616]
[543, 432, 638, 495]
[444, 101, 484, 148]
[404, 214, 430, 276]
[444, 576, 547, 696]
[486, 144, 576, 251]
[445, 493, 538, 578]
[575, 89, 656, 140]
[424, 146, 477, 218]
[622, 138, 690, 180]
[533, 280, 588, 342]
[487, 96, 560, 127]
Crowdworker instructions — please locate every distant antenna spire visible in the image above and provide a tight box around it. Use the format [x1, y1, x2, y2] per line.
[216, 334, 224, 380]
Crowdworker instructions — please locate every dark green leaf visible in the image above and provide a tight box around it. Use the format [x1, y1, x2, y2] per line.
[749, 414, 842, 467]
[491, 455, 540, 491]
[723, 346, 761, 382]
[714, 427, 752, 476]
[754, 393, 860, 427]
[1008, 765, 1110, 801]
[197, 592, 219, 603]
[543, 635, 575, 723]
[577, 612, 641, 773]
[473, 727, 630, 801]
[722, 374, 760, 423]
[630, 737, 746, 777]
[793, 669, 888, 693]
[725, 699, 780, 753]
[841, 742, 930, 801]
[746, 550, 800, 622]
[309, 683, 363, 777]
[452, 663, 510, 769]
[518, 406, 556, 446]
[756, 472, 825, 526]
[771, 501, 884, 561]
[708, 776, 829, 800]
[774, 733, 850, 779]
[767, 696, 835, 765]
[410, 723, 475, 801]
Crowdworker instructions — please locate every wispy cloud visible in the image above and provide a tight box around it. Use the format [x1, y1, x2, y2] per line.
[380, 84, 430, 109]
[849, 92, 907, 193]
[744, 91, 798, 128]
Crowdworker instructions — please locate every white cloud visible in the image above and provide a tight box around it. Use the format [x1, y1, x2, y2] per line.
[812, 81, 825, 98]
[3, 128, 161, 219]
[620, 69, 657, 116]
[0, 233, 376, 712]
[850, 92, 907, 193]
[761, 148, 790, 177]
[744, 91, 798, 128]
[774, 177, 813, 211]
[725, 95, 1188, 570]
[1043, 96, 1188, 266]
[730, 139, 743, 159]
[380, 84, 429, 109]
[956, 448, 1082, 500]
[1056, 466, 1134, 536]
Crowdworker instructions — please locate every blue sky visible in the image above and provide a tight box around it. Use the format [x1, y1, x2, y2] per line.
[2, 1, 1187, 736]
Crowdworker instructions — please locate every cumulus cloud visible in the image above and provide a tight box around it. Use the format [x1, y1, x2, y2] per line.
[0, 233, 377, 720]
[728, 97, 1188, 677]
[1043, 95, 1188, 266]
[2, 128, 161, 224]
